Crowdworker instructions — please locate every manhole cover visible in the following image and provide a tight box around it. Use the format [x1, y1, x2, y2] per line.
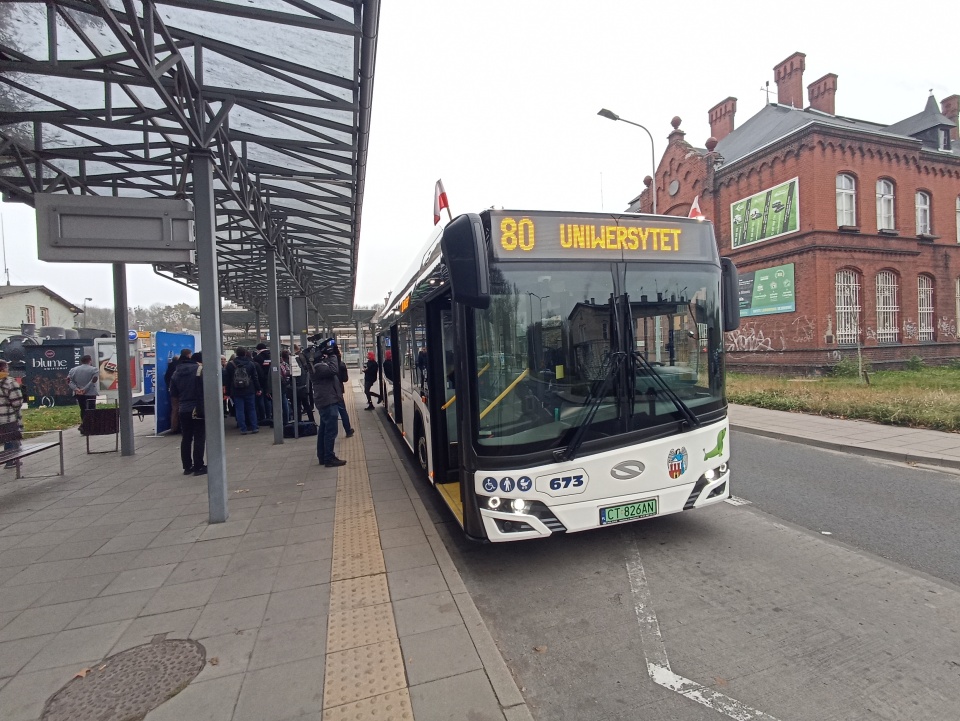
[41, 639, 206, 721]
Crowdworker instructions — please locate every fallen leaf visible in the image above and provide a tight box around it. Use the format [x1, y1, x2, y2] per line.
[714, 677, 728, 687]
[534, 646, 547, 653]
[208, 657, 219, 666]
[73, 668, 91, 679]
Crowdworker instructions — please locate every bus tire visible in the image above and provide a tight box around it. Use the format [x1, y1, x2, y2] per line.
[414, 415, 428, 474]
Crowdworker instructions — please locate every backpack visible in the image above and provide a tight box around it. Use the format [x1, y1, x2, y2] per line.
[233, 362, 252, 390]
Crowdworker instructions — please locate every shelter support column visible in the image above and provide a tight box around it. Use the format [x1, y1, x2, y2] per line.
[112, 263, 134, 456]
[192, 151, 228, 523]
[266, 247, 284, 445]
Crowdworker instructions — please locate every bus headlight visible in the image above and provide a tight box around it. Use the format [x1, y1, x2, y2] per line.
[704, 468, 716, 481]
[511, 499, 527, 513]
[487, 496, 501, 510]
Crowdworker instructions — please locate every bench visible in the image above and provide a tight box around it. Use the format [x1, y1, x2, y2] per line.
[0, 430, 64, 479]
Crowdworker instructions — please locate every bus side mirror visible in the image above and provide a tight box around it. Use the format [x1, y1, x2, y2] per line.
[721, 257, 740, 332]
[441, 213, 490, 310]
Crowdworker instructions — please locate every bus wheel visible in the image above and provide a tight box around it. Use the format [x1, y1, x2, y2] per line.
[416, 430, 428, 473]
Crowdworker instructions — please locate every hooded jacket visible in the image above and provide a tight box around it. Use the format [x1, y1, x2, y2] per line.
[169, 359, 202, 413]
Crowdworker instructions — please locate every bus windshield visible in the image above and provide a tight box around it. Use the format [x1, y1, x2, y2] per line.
[473, 261, 725, 456]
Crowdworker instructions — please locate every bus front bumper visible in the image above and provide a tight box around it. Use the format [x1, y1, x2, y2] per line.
[478, 469, 730, 542]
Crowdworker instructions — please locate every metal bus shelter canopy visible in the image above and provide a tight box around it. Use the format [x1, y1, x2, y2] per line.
[0, 0, 380, 326]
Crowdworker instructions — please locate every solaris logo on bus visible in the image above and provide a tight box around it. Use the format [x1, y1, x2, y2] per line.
[667, 447, 688, 479]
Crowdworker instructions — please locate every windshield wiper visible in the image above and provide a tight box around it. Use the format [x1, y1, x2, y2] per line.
[632, 352, 701, 429]
[556, 352, 625, 463]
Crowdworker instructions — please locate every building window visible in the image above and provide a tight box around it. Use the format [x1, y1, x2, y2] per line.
[835, 269, 861, 346]
[916, 191, 931, 235]
[876, 179, 895, 230]
[955, 277, 960, 333]
[25, 305, 35, 324]
[836, 174, 856, 226]
[875, 271, 899, 343]
[40, 307, 50, 326]
[918, 275, 935, 341]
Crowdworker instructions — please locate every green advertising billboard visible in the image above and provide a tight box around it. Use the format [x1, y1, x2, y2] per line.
[738, 263, 795, 317]
[730, 178, 799, 248]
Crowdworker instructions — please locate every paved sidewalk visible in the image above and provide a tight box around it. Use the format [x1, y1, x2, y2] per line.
[0, 384, 531, 721]
[730, 403, 960, 469]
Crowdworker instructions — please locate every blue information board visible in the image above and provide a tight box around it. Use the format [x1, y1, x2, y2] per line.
[154, 332, 195, 433]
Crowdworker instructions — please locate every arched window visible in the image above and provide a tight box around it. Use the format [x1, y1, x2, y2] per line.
[876, 179, 895, 230]
[835, 269, 861, 345]
[916, 191, 932, 235]
[917, 275, 935, 341]
[875, 271, 899, 343]
[836, 174, 856, 226]
[955, 196, 959, 244]
[955, 277, 960, 334]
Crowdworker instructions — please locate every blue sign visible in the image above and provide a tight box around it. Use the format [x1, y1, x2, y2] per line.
[517, 476, 533, 492]
[155, 332, 195, 434]
[128, 329, 138, 341]
[482, 477, 498, 493]
[143, 363, 156, 395]
[499, 477, 515, 493]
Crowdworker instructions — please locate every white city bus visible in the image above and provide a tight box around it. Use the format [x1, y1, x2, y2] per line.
[374, 209, 740, 542]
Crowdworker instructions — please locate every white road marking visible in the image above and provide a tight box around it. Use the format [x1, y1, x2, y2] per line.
[626, 539, 781, 721]
[724, 495, 752, 506]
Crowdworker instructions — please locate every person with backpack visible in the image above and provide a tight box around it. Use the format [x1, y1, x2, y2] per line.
[224, 346, 261, 434]
[311, 338, 346, 467]
[169, 351, 206, 476]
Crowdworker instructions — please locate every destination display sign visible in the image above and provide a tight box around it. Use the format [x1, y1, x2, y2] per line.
[487, 210, 718, 262]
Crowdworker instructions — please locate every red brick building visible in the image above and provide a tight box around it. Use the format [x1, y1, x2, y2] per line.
[630, 52, 960, 372]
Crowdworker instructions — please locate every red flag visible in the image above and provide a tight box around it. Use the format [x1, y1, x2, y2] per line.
[688, 195, 705, 220]
[433, 179, 450, 225]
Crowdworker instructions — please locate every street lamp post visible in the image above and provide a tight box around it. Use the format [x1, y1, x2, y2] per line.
[597, 108, 657, 215]
[527, 292, 549, 322]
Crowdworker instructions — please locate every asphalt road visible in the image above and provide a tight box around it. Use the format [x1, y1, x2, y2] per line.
[729, 431, 960, 587]
[386, 423, 960, 721]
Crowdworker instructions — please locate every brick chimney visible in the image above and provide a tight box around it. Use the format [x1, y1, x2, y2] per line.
[708, 97, 737, 142]
[807, 73, 838, 115]
[941, 94, 959, 142]
[773, 52, 806, 107]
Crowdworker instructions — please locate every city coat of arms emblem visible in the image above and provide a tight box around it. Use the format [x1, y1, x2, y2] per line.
[667, 447, 688, 479]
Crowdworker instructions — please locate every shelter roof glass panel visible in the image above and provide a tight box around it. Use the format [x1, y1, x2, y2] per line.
[0, 0, 379, 326]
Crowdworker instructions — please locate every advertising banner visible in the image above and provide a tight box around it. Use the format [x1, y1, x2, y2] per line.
[738, 263, 796, 317]
[155, 332, 195, 434]
[22, 344, 83, 408]
[94, 339, 140, 397]
[730, 178, 799, 248]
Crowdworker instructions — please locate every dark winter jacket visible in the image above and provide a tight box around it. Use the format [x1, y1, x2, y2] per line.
[311, 354, 344, 409]
[224, 357, 261, 397]
[363, 358, 380, 385]
[169, 360, 203, 413]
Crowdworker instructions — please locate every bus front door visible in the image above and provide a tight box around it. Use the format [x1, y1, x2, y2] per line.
[427, 294, 463, 521]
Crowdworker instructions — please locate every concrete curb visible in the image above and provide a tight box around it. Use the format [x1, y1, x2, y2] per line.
[372, 398, 534, 721]
[731, 423, 960, 470]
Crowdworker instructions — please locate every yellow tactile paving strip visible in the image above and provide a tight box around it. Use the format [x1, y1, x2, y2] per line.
[322, 387, 414, 721]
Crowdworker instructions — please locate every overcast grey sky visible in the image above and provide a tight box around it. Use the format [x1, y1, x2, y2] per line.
[1, 0, 955, 312]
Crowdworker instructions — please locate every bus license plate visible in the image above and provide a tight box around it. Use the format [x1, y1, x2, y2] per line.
[599, 498, 658, 525]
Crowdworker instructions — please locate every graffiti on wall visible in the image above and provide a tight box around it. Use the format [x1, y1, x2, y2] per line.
[937, 317, 957, 339]
[903, 318, 918, 340]
[791, 316, 815, 343]
[725, 322, 785, 352]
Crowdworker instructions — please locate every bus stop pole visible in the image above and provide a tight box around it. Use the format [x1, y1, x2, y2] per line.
[266, 247, 284, 445]
[192, 151, 228, 523]
[112, 263, 134, 456]
[288, 296, 298, 439]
